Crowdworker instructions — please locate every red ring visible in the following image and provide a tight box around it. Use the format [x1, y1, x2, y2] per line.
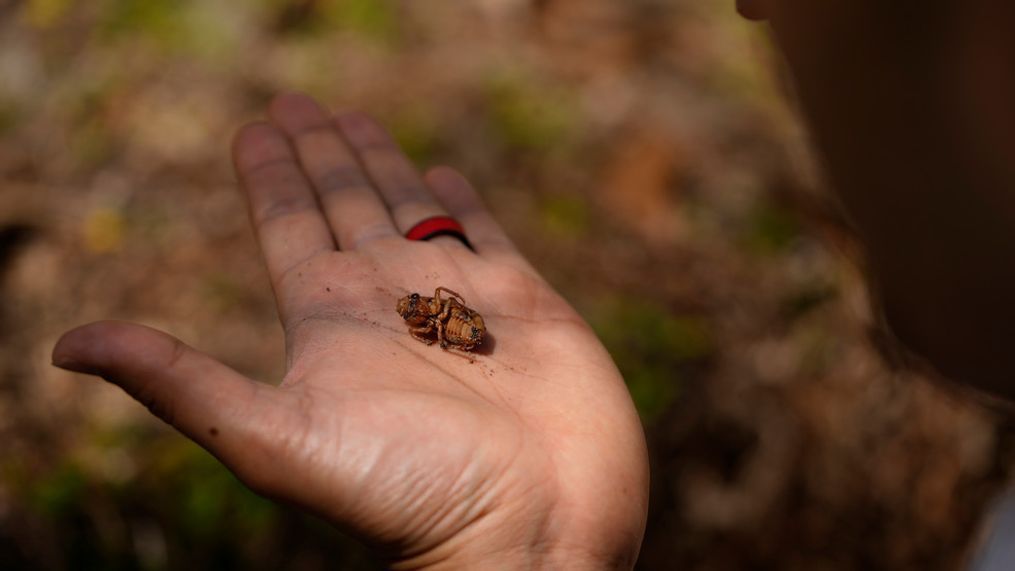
[405, 216, 473, 250]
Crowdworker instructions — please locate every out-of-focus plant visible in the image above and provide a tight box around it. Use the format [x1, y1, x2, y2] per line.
[540, 195, 590, 239]
[84, 207, 125, 254]
[97, 0, 190, 47]
[161, 442, 276, 540]
[483, 74, 580, 154]
[327, 0, 397, 44]
[275, 0, 397, 45]
[743, 200, 801, 256]
[590, 299, 712, 423]
[388, 107, 441, 164]
[29, 462, 87, 518]
[22, 0, 73, 28]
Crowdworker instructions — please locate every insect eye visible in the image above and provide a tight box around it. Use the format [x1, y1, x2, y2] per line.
[410, 293, 419, 300]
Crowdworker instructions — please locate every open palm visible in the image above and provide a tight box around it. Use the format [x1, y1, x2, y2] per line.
[53, 93, 648, 569]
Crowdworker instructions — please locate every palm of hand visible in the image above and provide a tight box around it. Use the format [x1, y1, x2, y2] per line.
[271, 243, 645, 565]
[53, 93, 648, 569]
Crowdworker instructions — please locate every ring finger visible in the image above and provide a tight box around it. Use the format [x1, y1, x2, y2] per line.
[334, 112, 466, 250]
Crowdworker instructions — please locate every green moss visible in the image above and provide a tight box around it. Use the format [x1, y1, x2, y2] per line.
[97, 0, 189, 45]
[22, 0, 74, 28]
[590, 299, 712, 422]
[781, 282, 838, 321]
[325, 0, 397, 44]
[388, 109, 439, 164]
[92, 0, 238, 60]
[165, 443, 276, 539]
[0, 102, 20, 134]
[31, 463, 87, 516]
[484, 75, 578, 152]
[540, 195, 589, 238]
[744, 201, 800, 255]
[200, 272, 246, 313]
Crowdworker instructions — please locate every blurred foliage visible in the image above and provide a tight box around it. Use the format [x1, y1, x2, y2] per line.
[200, 272, 248, 314]
[592, 299, 712, 423]
[780, 281, 838, 322]
[483, 74, 579, 153]
[0, 103, 17, 134]
[70, 116, 116, 171]
[743, 201, 801, 255]
[388, 107, 440, 164]
[272, 0, 397, 44]
[327, 0, 397, 43]
[97, 0, 192, 46]
[539, 195, 589, 238]
[29, 463, 87, 517]
[84, 207, 125, 253]
[22, 0, 73, 29]
[6, 433, 375, 569]
[157, 442, 275, 541]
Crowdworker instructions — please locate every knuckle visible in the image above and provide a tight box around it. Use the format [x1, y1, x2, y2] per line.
[349, 225, 400, 249]
[353, 134, 398, 153]
[234, 128, 289, 169]
[164, 337, 188, 371]
[316, 165, 369, 194]
[391, 198, 440, 221]
[242, 156, 295, 179]
[257, 195, 317, 225]
[294, 124, 338, 146]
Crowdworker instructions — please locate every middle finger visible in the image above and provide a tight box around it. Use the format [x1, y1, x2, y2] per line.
[335, 112, 457, 238]
[268, 93, 399, 250]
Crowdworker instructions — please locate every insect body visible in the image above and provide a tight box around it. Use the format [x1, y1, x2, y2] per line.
[396, 287, 486, 351]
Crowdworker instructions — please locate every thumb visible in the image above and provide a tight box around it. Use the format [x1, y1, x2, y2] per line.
[52, 321, 276, 488]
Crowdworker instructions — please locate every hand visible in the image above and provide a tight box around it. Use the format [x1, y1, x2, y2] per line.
[52, 93, 649, 569]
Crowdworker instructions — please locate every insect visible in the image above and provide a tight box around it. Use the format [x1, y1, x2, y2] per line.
[396, 287, 486, 351]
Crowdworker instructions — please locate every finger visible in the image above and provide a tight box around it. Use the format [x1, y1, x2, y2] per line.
[335, 113, 463, 247]
[268, 93, 398, 250]
[52, 321, 277, 490]
[232, 121, 336, 285]
[424, 166, 524, 259]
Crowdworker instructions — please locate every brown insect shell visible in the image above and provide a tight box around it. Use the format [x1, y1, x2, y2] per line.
[442, 302, 486, 347]
[397, 288, 486, 351]
[396, 292, 437, 325]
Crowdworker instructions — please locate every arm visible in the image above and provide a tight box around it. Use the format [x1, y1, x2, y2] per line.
[741, 0, 1015, 398]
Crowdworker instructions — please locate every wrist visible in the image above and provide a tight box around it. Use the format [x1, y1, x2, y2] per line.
[388, 507, 641, 571]
[393, 545, 636, 571]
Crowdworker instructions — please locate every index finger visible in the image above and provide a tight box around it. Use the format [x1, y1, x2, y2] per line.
[232, 122, 336, 289]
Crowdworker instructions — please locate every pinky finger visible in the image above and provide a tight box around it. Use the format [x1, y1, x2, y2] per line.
[424, 167, 522, 259]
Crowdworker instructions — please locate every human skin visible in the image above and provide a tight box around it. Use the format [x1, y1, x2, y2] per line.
[738, 0, 1015, 398]
[52, 94, 649, 568]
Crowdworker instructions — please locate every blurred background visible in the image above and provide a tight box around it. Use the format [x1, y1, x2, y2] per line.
[1, 0, 1013, 569]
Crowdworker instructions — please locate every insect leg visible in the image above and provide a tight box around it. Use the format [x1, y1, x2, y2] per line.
[434, 316, 446, 348]
[409, 324, 435, 345]
[437, 299, 453, 322]
[444, 346, 476, 362]
[435, 287, 466, 306]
